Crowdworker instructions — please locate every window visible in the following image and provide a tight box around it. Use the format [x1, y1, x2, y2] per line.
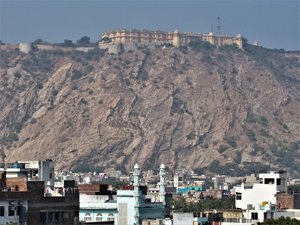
[48, 212, 54, 222]
[251, 212, 258, 220]
[55, 212, 60, 222]
[265, 178, 274, 184]
[236, 192, 242, 200]
[84, 213, 92, 221]
[40, 212, 47, 222]
[277, 178, 281, 185]
[40, 212, 63, 223]
[49, 169, 54, 179]
[0, 206, 4, 216]
[96, 213, 102, 222]
[17, 206, 21, 216]
[108, 213, 114, 221]
[8, 206, 15, 216]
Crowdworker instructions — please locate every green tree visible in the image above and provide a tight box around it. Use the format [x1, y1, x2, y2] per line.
[257, 216, 300, 225]
[33, 39, 48, 45]
[63, 39, 74, 47]
[77, 36, 91, 46]
[246, 129, 256, 142]
[188, 40, 213, 51]
[288, 185, 300, 194]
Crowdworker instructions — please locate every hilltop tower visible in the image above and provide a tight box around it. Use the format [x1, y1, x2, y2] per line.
[173, 30, 181, 47]
[236, 33, 244, 49]
[208, 32, 215, 45]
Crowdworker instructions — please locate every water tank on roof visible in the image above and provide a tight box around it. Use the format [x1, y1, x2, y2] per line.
[265, 202, 271, 210]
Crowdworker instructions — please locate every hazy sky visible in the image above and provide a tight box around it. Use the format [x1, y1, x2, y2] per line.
[0, 0, 299, 50]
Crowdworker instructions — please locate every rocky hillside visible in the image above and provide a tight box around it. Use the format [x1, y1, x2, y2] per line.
[0, 43, 299, 176]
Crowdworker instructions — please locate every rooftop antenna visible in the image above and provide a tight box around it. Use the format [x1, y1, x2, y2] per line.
[217, 17, 221, 36]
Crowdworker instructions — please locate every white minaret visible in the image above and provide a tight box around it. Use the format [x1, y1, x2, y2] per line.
[133, 163, 141, 225]
[159, 164, 166, 205]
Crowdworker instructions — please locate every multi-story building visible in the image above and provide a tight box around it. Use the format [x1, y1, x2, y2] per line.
[99, 29, 244, 53]
[79, 164, 167, 225]
[18, 160, 55, 188]
[0, 161, 79, 225]
[232, 170, 300, 223]
[235, 171, 287, 210]
[174, 173, 185, 190]
[79, 184, 117, 222]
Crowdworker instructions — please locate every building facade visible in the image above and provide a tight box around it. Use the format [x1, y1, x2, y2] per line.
[0, 161, 79, 225]
[79, 164, 166, 225]
[99, 29, 244, 51]
[233, 171, 300, 223]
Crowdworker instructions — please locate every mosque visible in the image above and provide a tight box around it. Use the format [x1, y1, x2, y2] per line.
[79, 164, 167, 225]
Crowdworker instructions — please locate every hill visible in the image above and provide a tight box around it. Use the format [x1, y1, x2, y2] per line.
[0, 43, 299, 176]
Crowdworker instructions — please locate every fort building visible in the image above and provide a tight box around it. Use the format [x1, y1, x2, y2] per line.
[99, 29, 244, 53]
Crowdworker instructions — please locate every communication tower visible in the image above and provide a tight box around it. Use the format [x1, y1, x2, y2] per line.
[217, 17, 221, 36]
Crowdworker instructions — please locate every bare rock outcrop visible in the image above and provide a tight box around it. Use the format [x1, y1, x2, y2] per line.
[0, 44, 299, 176]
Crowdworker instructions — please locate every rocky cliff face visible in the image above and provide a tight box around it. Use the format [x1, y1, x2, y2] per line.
[0, 44, 299, 176]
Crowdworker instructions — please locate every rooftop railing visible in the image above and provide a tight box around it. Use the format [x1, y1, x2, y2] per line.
[223, 218, 259, 223]
[0, 163, 26, 169]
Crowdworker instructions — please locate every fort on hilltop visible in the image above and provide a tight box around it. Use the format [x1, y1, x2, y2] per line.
[99, 29, 244, 53]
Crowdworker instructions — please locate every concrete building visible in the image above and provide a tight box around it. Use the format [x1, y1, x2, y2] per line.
[235, 171, 287, 210]
[174, 173, 185, 190]
[79, 164, 166, 225]
[172, 212, 193, 225]
[79, 184, 117, 222]
[232, 170, 300, 223]
[18, 160, 55, 188]
[0, 161, 79, 225]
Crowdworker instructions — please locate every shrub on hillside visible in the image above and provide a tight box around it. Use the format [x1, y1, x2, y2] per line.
[188, 40, 213, 51]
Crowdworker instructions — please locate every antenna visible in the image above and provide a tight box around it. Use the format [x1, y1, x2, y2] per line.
[211, 24, 214, 33]
[217, 17, 221, 36]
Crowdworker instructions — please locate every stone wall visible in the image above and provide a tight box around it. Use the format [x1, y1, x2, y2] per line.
[100, 29, 244, 51]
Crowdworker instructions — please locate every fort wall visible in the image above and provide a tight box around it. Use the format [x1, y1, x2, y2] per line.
[99, 29, 244, 52]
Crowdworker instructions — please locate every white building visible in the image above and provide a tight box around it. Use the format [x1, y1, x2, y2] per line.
[235, 171, 287, 210]
[174, 173, 184, 190]
[234, 171, 293, 223]
[173, 212, 193, 225]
